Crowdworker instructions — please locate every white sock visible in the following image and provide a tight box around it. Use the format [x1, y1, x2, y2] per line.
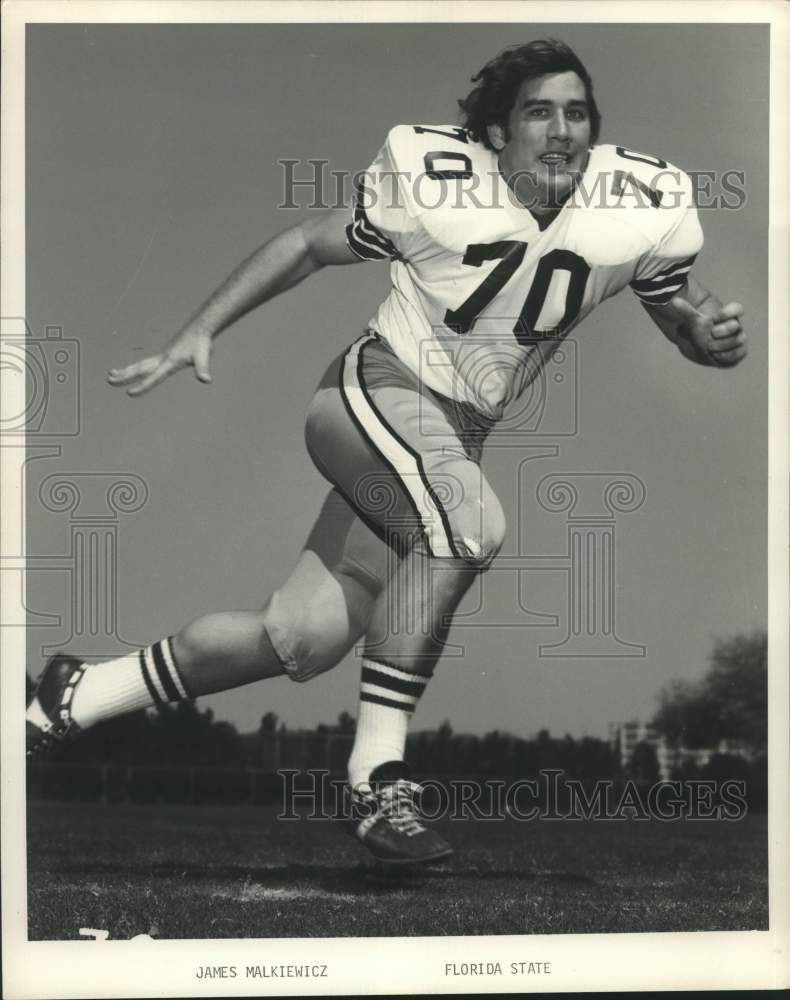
[347, 658, 430, 789]
[69, 637, 189, 729]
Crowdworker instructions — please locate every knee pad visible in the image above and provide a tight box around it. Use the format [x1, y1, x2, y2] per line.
[261, 591, 334, 684]
[262, 575, 370, 684]
[449, 495, 507, 569]
[423, 458, 506, 568]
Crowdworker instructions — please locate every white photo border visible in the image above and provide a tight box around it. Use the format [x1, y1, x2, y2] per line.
[2, 1, 788, 996]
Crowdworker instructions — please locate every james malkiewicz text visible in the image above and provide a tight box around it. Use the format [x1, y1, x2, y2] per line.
[195, 963, 329, 979]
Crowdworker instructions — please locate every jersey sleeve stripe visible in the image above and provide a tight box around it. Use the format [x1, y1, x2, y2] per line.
[346, 219, 391, 260]
[345, 198, 402, 262]
[631, 268, 691, 295]
[345, 226, 388, 261]
[632, 282, 687, 304]
[630, 256, 697, 292]
[631, 272, 692, 294]
[631, 254, 697, 303]
[356, 209, 399, 256]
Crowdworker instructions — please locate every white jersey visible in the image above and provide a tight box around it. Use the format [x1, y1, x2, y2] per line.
[346, 125, 703, 420]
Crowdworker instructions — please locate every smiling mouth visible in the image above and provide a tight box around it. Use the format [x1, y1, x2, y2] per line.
[539, 152, 572, 166]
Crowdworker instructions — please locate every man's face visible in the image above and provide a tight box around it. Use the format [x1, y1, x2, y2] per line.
[490, 71, 592, 211]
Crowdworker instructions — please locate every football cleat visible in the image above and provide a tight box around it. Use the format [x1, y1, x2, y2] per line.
[347, 760, 453, 866]
[26, 654, 87, 757]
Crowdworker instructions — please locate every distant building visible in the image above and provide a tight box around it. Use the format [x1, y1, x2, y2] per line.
[608, 721, 753, 781]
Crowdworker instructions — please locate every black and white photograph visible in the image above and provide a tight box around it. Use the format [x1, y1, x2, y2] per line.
[2, 1, 788, 996]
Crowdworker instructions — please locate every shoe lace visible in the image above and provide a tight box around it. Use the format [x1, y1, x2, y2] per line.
[377, 780, 426, 837]
[27, 721, 69, 759]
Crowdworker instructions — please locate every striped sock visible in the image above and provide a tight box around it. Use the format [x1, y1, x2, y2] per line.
[347, 657, 431, 789]
[69, 637, 190, 729]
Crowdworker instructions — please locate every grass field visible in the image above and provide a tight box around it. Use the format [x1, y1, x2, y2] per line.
[26, 801, 768, 940]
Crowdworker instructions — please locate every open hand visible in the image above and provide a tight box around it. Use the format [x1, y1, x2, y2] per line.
[669, 296, 747, 368]
[107, 328, 214, 396]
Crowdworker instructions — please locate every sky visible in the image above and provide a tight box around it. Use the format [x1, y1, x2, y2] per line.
[22, 21, 769, 739]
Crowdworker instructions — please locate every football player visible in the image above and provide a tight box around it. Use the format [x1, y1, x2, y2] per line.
[26, 39, 747, 865]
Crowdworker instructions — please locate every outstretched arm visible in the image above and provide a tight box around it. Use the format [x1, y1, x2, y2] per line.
[641, 274, 747, 368]
[108, 208, 358, 396]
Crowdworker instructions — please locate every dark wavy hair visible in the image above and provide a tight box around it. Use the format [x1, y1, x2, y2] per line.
[458, 39, 601, 149]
